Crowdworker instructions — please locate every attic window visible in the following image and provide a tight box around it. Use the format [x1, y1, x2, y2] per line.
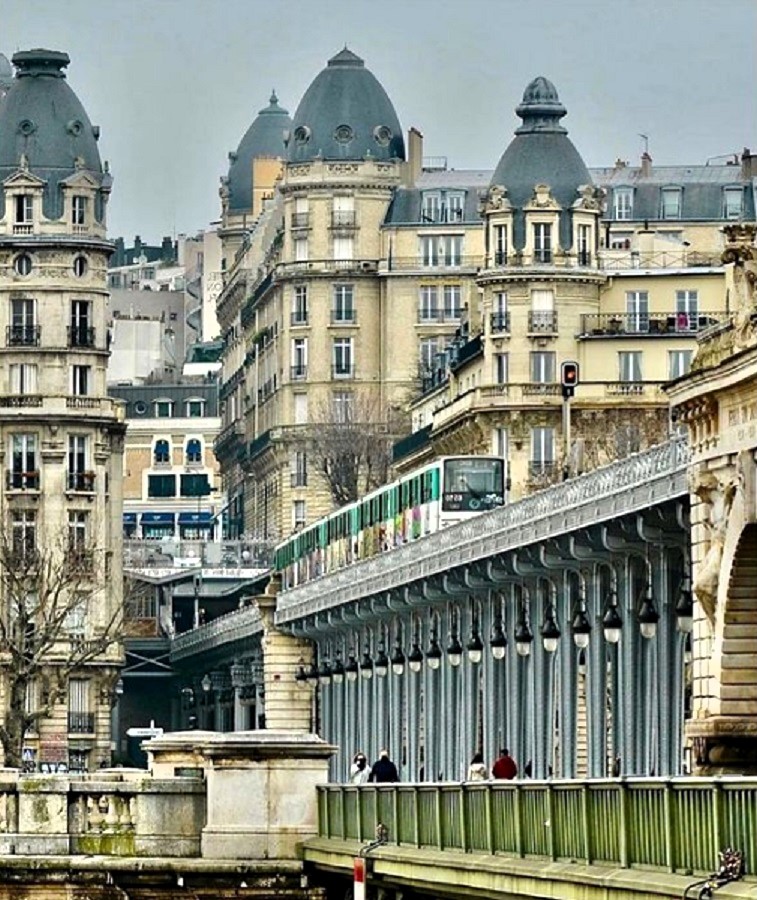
[374, 125, 392, 146]
[334, 124, 354, 144]
[66, 119, 83, 136]
[293, 126, 311, 145]
[14, 254, 32, 276]
[73, 256, 88, 277]
[17, 119, 36, 136]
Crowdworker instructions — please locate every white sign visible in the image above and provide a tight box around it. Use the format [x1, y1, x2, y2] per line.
[127, 721, 164, 739]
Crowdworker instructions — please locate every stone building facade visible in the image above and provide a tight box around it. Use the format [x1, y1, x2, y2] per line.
[0, 49, 124, 770]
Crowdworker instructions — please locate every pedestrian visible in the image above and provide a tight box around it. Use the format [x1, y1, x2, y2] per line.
[368, 749, 399, 783]
[491, 748, 518, 780]
[349, 752, 369, 784]
[467, 751, 488, 781]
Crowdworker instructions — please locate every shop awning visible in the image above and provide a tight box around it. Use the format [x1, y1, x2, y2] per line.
[177, 512, 213, 526]
[122, 513, 138, 525]
[140, 512, 175, 525]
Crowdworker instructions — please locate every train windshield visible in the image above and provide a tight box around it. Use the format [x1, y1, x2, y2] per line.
[442, 458, 505, 512]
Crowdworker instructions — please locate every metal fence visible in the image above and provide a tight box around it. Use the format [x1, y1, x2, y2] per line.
[317, 779, 757, 875]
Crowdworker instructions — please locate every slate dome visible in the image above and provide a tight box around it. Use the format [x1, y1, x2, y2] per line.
[0, 49, 106, 220]
[287, 48, 405, 163]
[0, 52, 12, 94]
[227, 91, 292, 213]
[491, 77, 592, 250]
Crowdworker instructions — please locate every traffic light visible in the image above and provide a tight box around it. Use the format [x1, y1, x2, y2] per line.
[561, 360, 579, 399]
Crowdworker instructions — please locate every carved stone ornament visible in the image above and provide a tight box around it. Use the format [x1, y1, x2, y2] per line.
[573, 183, 605, 211]
[690, 467, 741, 623]
[720, 223, 757, 354]
[481, 184, 510, 215]
[527, 183, 559, 209]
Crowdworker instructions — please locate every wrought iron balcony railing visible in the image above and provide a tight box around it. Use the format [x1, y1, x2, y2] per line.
[527, 310, 558, 333]
[6, 470, 40, 491]
[67, 325, 96, 348]
[7, 324, 40, 346]
[67, 712, 95, 734]
[331, 211, 357, 228]
[490, 311, 511, 333]
[579, 311, 727, 337]
[67, 471, 96, 492]
[290, 365, 308, 381]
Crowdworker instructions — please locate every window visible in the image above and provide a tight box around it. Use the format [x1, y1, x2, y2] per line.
[68, 511, 89, 556]
[419, 286, 439, 321]
[293, 500, 307, 530]
[530, 351, 556, 383]
[292, 196, 309, 228]
[613, 188, 634, 220]
[292, 338, 307, 378]
[609, 231, 633, 250]
[493, 225, 508, 265]
[9, 434, 38, 489]
[153, 439, 170, 464]
[70, 365, 90, 396]
[68, 435, 92, 491]
[10, 363, 37, 394]
[668, 350, 693, 379]
[154, 399, 172, 417]
[625, 291, 649, 332]
[72, 195, 88, 226]
[420, 235, 463, 267]
[147, 474, 176, 497]
[422, 191, 464, 223]
[419, 337, 442, 374]
[494, 353, 509, 385]
[333, 195, 355, 227]
[332, 391, 353, 423]
[530, 289, 555, 332]
[294, 393, 308, 424]
[14, 254, 32, 276]
[530, 427, 555, 473]
[723, 187, 743, 220]
[186, 438, 202, 464]
[11, 510, 36, 560]
[446, 192, 465, 221]
[291, 451, 307, 487]
[293, 237, 308, 262]
[68, 679, 90, 731]
[73, 255, 88, 277]
[619, 351, 643, 383]
[69, 299, 92, 347]
[492, 427, 508, 459]
[443, 285, 461, 320]
[333, 284, 355, 322]
[577, 224, 591, 265]
[292, 285, 308, 325]
[333, 235, 353, 262]
[675, 290, 698, 331]
[661, 187, 682, 219]
[332, 337, 353, 377]
[15, 194, 33, 224]
[180, 473, 210, 497]
[533, 223, 552, 263]
[10, 297, 37, 345]
[185, 398, 204, 417]
[421, 192, 440, 222]
[492, 291, 509, 332]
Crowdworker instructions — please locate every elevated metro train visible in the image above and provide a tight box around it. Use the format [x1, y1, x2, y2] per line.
[275, 455, 506, 591]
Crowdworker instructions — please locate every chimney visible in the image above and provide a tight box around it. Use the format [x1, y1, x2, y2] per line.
[405, 127, 423, 187]
[614, 158, 627, 171]
[742, 147, 757, 179]
[640, 152, 652, 178]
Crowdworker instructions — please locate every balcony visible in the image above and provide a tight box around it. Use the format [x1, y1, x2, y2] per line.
[331, 311, 357, 325]
[13, 223, 33, 235]
[291, 365, 308, 381]
[67, 471, 96, 492]
[607, 382, 646, 396]
[68, 325, 96, 348]
[418, 308, 461, 324]
[600, 249, 722, 271]
[332, 365, 355, 379]
[214, 421, 244, 460]
[579, 311, 727, 337]
[291, 212, 309, 229]
[67, 711, 95, 734]
[7, 324, 40, 347]
[528, 461, 559, 479]
[331, 211, 357, 228]
[527, 310, 558, 334]
[6, 470, 40, 491]
[290, 471, 308, 488]
[290, 311, 309, 326]
[523, 382, 561, 397]
[490, 311, 511, 333]
[0, 395, 43, 408]
[385, 256, 479, 272]
[277, 259, 378, 278]
[70, 549, 95, 573]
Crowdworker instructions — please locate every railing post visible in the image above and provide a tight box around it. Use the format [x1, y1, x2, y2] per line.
[581, 783, 591, 865]
[393, 787, 400, 847]
[460, 785, 468, 853]
[711, 780, 723, 862]
[435, 785, 443, 852]
[546, 782, 556, 861]
[340, 786, 347, 841]
[485, 785, 494, 854]
[514, 783, 524, 858]
[413, 786, 420, 848]
[663, 780, 674, 872]
[322, 787, 329, 838]
[357, 787, 363, 842]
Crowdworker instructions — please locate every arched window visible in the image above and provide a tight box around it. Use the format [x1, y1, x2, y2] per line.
[154, 439, 170, 465]
[186, 439, 202, 464]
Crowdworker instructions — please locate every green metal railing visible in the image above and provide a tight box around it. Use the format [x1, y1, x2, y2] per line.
[317, 779, 757, 875]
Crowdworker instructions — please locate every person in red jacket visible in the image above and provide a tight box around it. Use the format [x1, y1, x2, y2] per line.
[491, 748, 517, 779]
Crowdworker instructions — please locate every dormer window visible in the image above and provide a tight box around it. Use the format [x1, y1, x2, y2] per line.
[185, 398, 205, 417]
[421, 190, 465, 223]
[15, 195, 33, 224]
[72, 195, 88, 228]
[613, 188, 633, 220]
[723, 187, 743, 220]
[533, 223, 552, 263]
[661, 187, 682, 219]
[154, 399, 172, 418]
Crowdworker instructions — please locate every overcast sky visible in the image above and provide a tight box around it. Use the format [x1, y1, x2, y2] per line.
[3, 0, 755, 242]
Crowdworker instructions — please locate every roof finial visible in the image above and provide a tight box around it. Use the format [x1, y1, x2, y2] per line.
[270, 90, 278, 106]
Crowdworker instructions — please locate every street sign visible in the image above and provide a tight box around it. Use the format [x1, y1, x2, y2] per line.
[127, 722, 164, 739]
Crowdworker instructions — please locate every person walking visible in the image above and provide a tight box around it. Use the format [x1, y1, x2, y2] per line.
[349, 752, 370, 784]
[368, 749, 399, 783]
[467, 751, 488, 781]
[491, 748, 518, 780]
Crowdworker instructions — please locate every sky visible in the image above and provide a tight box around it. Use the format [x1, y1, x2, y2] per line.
[3, 0, 755, 242]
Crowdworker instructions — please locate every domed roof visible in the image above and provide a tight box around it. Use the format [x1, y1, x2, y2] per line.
[0, 52, 12, 91]
[227, 91, 292, 213]
[287, 48, 405, 163]
[491, 77, 591, 250]
[0, 49, 105, 220]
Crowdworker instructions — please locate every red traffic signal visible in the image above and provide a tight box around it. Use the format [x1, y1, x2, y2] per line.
[561, 361, 579, 398]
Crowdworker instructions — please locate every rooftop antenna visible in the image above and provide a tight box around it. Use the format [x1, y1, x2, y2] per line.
[639, 133, 649, 155]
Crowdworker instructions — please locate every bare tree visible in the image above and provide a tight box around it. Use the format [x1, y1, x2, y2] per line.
[0, 530, 122, 768]
[307, 391, 409, 508]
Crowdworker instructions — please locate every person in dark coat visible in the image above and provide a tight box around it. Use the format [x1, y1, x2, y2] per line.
[369, 749, 399, 783]
[491, 748, 518, 780]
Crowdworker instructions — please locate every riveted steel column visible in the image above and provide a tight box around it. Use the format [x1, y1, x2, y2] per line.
[559, 575, 577, 778]
[617, 556, 637, 775]
[588, 565, 609, 778]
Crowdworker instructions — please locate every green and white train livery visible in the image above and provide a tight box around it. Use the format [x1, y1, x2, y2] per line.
[275, 456, 505, 591]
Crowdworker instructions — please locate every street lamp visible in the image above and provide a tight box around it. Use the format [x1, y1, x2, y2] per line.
[638, 583, 659, 639]
[390, 642, 405, 676]
[332, 653, 345, 684]
[602, 588, 622, 644]
[359, 648, 374, 680]
[675, 578, 694, 634]
[571, 599, 591, 649]
[201, 673, 212, 693]
[295, 657, 308, 683]
[408, 641, 424, 674]
[345, 652, 359, 683]
[466, 629, 483, 664]
[541, 604, 561, 654]
[426, 635, 442, 670]
[318, 659, 332, 685]
[446, 634, 463, 667]
[374, 647, 389, 678]
[490, 623, 507, 660]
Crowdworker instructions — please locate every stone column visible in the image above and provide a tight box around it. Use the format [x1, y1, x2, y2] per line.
[255, 577, 314, 733]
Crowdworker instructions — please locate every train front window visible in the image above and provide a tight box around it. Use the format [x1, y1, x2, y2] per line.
[442, 458, 505, 512]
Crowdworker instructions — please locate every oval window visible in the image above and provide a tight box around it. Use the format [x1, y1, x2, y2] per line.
[14, 254, 32, 276]
[73, 255, 88, 277]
